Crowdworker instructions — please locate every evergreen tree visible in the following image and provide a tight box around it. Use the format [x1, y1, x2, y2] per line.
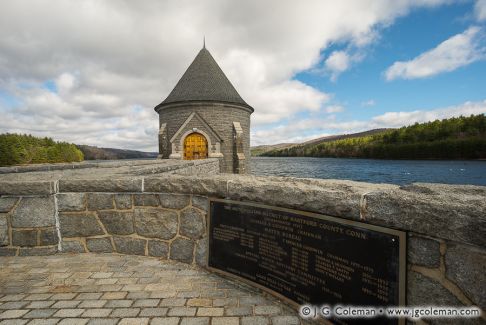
[0, 133, 84, 166]
[263, 114, 486, 160]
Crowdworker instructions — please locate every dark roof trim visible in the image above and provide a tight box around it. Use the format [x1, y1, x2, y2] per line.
[154, 99, 254, 113]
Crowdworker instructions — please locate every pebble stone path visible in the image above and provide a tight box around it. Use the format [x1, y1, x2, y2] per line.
[0, 254, 309, 325]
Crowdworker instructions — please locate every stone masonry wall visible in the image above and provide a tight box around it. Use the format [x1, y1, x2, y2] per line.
[0, 197, 59, 256]
[0, 174, 484, 324]
[57, 192, 208, 265]
[168, 159, 220, 176]
[157, 102, 252, 173]
[0, 157, 221, 176]
[0, 159, 220, 259]
[0, 193, 208, 266]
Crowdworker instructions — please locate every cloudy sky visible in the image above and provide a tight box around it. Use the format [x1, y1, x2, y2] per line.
[1, 0, 485, 150]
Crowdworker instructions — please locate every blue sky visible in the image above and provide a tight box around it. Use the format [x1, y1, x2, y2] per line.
[252, 1, 486, 144]
[0, 1, 485, 150]
[296, 2, 485, 120]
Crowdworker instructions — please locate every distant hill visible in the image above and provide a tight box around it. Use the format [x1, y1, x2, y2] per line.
[262, 114, 486, 160]
[251, 129, 390, 156]
[0, 133, 84, 166]
[251, 143, 296, 156]
[78, 145, 158, 160]
[299, 128, 391, 146]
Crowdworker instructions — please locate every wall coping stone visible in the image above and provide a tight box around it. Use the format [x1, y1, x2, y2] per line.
[0, 158, 219, 179]
[0, 158, 193, 174]
[59, 178, 144, 193]
[0, 180, 57, 195]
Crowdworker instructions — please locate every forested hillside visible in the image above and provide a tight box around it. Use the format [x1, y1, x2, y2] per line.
[0, 133, 84, 166]
[264, 114, 486, 159]
[78, 145, 157, 160]
[251, 128, 390, 156]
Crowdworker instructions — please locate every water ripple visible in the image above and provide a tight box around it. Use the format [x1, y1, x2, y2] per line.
[251, 157, 486, 186]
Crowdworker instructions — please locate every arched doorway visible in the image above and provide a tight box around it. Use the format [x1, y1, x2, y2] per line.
[183, 133, 208, 160]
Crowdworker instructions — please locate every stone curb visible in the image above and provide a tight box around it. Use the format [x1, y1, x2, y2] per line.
[59, 178, 144, 193]
[0, 181, 57, 195]
[0, 158, 220, 174]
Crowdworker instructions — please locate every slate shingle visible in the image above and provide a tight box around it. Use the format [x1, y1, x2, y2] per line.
[156, 48, 252, 110]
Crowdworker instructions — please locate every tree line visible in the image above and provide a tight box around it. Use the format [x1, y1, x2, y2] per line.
[78, 145, 157, 160]
[0, 133, 84, 166]
[264, 114, 486, 159]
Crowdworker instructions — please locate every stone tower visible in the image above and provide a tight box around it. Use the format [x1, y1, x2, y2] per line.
[154, 45, 253, 174]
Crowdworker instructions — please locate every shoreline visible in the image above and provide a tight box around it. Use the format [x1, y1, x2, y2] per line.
[253, 156, 486, 162]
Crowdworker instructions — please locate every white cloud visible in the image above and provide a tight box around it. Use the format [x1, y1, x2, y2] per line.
[361, 99, 376, 107]
[252, 100, 486, 145]
[0, 73, 157, 151]
[252, 119, 335, 145]
[475, 0, 486, 21]
[56, 73, 77, 95]
[241, 79, 330, 126]
[325, 105, 345, 113]
[325, 51, 350, 81]
[323, 50, 367, 81]
[370, 100, 486, 127]
[0, 0, 455, 150]
[385, 26, 485, 80]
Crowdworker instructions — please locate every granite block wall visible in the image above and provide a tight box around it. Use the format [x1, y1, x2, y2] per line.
[0, 183, 59, 256]
[0, 159, 220, 260]
[0, 191, 209, 264]
[57, 192, 208, 265]
[157, 102, 252, 173]
[0, 174, 484, 324]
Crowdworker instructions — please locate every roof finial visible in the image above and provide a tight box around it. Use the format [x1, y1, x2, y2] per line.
[203, 36, 206, 49]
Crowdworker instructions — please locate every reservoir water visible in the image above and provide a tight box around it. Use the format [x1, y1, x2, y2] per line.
[251, 157, 486, 186]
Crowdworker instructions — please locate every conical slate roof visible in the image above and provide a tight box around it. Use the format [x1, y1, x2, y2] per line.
[156, 47, 252, 110]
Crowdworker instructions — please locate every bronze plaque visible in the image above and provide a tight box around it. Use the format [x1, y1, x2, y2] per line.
[207, 199, 406, 325]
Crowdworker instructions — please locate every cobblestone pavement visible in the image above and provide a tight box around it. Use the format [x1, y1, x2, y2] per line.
[0, 254, 307, 325]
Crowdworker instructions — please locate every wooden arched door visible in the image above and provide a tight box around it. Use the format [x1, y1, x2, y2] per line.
[183, 133, 208, 160]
